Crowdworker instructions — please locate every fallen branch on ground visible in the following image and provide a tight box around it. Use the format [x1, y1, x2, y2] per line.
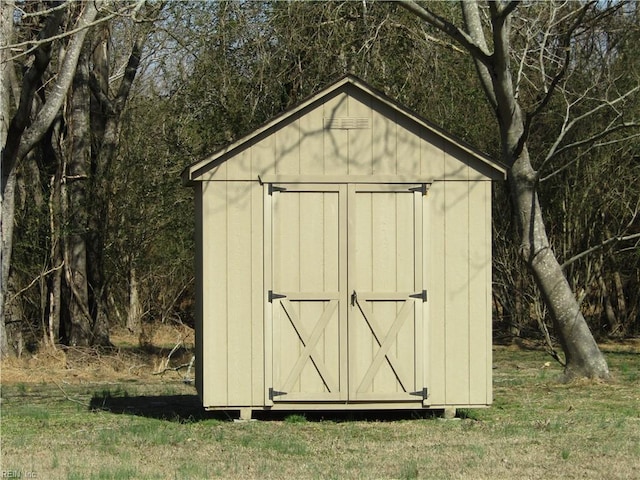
[152, 336, 195, 383]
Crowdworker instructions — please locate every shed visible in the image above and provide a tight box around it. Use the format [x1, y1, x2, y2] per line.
[182, 75, 506, 419]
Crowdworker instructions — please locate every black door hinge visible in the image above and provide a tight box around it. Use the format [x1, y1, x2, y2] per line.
[410, 290, 427, 302]
[268, 290, 286, 302]
[409, 184, 429, 195]
[269, 388, 287, 400]
[268, 184, 287, 195]
[410, 387, 428, 399]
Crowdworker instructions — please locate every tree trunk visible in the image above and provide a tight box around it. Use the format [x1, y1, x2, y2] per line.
[598, 273, 618, 335]
[86, 23, 112, 347]
[85, 18, 155, 347]
[0, 0, 15, 359]
[399, 0, 615, 382]
[470, 0, 610, 381]
[63, 43, 93, 346]
[47, 144, 64, 346]
[510, 148, 610, 380]
[0, 171, 17, 358]
[612, 270, 627, 336]
[4, 273, 24, 357]
[127, 266, 142, 334]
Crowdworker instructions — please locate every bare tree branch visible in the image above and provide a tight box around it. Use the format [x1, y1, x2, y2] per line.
[2, 3, 67, 175]
[500, 1, 520, 19]
[2, 1, 99, 183]
[398, 1, 493, 65]
[532, 4, 591, 111]
[539, 84, 640, 171]
[2, 9, 123, 63]
[462, 1, 498, 110]
[7, 263, 64, 304]
[13, 1, 68, 20]
[520, 3, 594, 159]
[561, 233, 640, 269]
[53, 379, 91, 407]
[540, 131, 640, 182]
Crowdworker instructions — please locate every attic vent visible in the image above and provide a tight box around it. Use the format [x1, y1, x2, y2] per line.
[324, 117, 370, 129]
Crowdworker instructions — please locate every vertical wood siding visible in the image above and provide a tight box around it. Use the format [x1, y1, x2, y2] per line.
[200, 181, 263, 407]
[201, 181, 227, 406]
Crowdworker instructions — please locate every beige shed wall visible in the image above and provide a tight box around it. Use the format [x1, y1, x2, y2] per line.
[198, 180, 264, 408]
[426, 180, 493, 407]
[196, 178, 493, 409]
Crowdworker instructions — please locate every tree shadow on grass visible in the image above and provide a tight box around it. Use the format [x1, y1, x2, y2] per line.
[89, 392, 448, 423]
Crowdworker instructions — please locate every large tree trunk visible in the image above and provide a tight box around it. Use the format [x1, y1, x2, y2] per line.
[462, 0, 611, 381]
[87, 22, 112, 347]
[0, 171, 17, 358]
[397, 0, 614, 380]
[0, 0, 15, 359]
[63, 43, 93, 346]
[510, 147, 610, 380]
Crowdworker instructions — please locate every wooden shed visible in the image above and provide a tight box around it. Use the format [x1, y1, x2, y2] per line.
[182, 75, 506, 419]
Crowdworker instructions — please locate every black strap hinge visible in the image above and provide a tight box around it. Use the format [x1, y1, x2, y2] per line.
[268, 290, 286, 302]
[410, 290, 427, 302]
[268, 184, 287, 195]
[410, 387, 428, 399]
[409, 184, 429, 195]
[269, 388, 287, 400]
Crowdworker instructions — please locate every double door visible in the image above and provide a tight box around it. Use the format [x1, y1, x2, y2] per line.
[266, 183, 427, 404]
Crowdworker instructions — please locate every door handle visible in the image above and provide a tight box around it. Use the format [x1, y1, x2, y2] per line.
[351, 290, 357, 306]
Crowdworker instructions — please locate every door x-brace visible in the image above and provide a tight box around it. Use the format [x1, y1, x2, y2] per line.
[278, 299, 339, 393]
[354, 296, 414, 393]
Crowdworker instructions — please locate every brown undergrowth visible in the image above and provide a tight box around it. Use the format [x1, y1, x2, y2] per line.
[0, 323, 195, 384]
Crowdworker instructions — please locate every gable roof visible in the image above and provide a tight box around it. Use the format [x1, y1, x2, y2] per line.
[182, 74, 506, 184]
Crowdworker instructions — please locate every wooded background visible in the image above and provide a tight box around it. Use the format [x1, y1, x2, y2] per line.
[1, 1, 638, 363]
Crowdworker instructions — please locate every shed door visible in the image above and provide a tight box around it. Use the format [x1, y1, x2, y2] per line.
[348, 184, 425, 402]
[266, 183, 426, 404]
[267, 184, 348, 402]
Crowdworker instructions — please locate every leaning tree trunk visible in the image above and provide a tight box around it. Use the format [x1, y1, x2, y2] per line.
[510, 146, 610, 380]
[474, 0, 610, 381]
[399, 0, 613, 380]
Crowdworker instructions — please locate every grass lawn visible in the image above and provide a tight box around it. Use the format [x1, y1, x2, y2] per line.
[1, 337, 638, 479]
